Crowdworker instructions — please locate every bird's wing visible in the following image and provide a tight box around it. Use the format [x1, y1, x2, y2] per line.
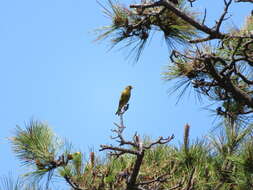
[119, 92, 130, 106]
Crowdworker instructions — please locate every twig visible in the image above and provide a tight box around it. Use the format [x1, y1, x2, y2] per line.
[202, 9, 207, 25]
[144, 135, 175, 149]
[100, 145, 139, 155]
[215, 0, 233, 32]
[187, 0, 196, 7]
[64, 175, 85, 190]
[137, 173, 171, 185]
[167, 183, 182, 190]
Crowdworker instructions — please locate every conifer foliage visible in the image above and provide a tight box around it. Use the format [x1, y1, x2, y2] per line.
[2, 0, 253, 189]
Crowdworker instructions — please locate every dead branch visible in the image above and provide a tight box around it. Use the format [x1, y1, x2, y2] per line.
[100, 145, 139, 155]
[100, 110, 175, 190]
[144, 135, 175, 149]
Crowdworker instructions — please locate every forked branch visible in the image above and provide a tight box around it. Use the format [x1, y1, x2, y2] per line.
[100, 110, 174, 190]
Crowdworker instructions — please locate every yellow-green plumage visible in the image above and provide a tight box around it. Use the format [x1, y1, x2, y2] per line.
[115, 85, 133, 115]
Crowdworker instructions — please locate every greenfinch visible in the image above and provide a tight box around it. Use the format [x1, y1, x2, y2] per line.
[115, 85, 133, 115]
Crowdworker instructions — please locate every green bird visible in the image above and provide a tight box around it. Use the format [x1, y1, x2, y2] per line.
[115, 85, 133, 115]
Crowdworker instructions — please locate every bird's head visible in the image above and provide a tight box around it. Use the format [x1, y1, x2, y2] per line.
[126, 85, 133, 91]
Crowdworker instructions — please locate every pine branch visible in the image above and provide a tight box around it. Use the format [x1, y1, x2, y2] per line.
[100, 111, 174, 190]
[130, 0, 226, 40]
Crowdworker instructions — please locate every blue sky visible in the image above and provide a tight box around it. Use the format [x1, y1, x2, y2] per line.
[0, 0, 252, 188]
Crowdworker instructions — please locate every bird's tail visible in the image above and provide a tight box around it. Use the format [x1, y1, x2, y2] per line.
[115, 109, 120, 115]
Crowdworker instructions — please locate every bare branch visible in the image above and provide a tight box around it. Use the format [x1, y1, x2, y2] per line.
[100, 145, 139, 155]
[202, 8, 207, 25]
[187, 0, 196, 7]
[144, 135, 175, 149]
[215, 0, 233, 32]
[111, 123, 138, 148]
[100, 105, 175, 190]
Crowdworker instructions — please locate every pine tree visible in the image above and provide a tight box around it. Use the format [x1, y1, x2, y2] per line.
[2, 0, 253, 189]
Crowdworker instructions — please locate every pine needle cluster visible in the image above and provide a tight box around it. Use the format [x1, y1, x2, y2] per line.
[6, 120, 253, 189]
[96, 0, 198, 61]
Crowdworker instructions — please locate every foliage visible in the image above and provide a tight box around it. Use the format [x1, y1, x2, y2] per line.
[5, 118, 253, 190]
[0, 174, 46, 190]
[96, 0, 253, 125]
[4, 0, 253, 190]
[96, 0, 198, 61]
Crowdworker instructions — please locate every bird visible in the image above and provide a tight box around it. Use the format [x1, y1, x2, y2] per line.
[115, 85, 133, 115]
